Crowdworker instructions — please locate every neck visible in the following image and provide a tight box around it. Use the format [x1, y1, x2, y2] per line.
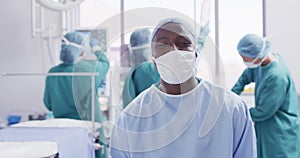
[261, 53, 275, 66]
[160, 77, 198, 95]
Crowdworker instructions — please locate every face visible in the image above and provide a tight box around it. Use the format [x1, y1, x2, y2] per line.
[241, 55, 263, 64]
[151, 23, 196, 58]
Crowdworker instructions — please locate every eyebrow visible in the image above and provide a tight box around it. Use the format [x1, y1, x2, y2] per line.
[177, 36, 192, 41]
[155, 35, 192, 41]
[155, 37, 169, 42]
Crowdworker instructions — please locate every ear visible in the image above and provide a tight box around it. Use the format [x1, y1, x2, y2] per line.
[195, 50, 200, 58]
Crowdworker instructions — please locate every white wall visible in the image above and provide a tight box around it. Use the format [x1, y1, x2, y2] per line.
[0, 0, 53, 124]
[265, 1, 300, 94]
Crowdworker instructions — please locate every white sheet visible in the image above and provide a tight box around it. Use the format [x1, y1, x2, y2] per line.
[0, 141, 58, 158]
[12, 118, 101, 132]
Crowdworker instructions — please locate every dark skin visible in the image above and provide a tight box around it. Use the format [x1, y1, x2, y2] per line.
[151, 22, 198, 95]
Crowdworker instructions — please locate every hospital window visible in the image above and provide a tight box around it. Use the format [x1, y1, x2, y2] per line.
[217, 0, 263, 90]
[79, 0, 215, 51]
[79, 0, 120, 28]
[79, 0, 122, 73]
[123, 0, 215, 49]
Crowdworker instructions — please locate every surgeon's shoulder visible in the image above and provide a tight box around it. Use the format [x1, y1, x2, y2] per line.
[134, 61, 157, 75]
[115, 87, 153, 128]
[223, 89, 250, 121]
[123, 86, 153, 111]
[202, 81, 248, 114]
[48, 64, 62, 72]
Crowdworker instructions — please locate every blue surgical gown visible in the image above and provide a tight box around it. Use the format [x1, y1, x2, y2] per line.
[122, 61, 160, 108]
[43, 52, 110, 158]
[111, 80, 257, 158]
[232, 53, 300, 158]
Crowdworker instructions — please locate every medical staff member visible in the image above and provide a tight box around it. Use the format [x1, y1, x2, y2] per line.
[232, 34, 300, 158]
[110, 18, 257, 158]
[43, 31, 110, 158]
[122, 28, 160, 108]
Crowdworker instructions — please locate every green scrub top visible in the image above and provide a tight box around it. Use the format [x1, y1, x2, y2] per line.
[44, 52, 109, 122]
[232, 53, 300, 158]
[122, 61, 160, 108]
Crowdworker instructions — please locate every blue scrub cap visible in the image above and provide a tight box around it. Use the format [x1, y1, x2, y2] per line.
[150, 17, 199, 59]
[237, 34, 271, 58]
[60, 31, 84, 64]
[130, 28, 151, 47]
[150, 17, 196, 43]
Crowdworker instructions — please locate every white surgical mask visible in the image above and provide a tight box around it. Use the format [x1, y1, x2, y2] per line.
[243, 54, 269, 68]
[154, 50, 195, 84]
[243, 60, 261, 68]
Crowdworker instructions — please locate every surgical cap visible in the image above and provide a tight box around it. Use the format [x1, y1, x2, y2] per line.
[129, 28, 151, 67]
[237, 34, 271, 58]
[150, 17, 198, 58]
[130, 28, 150, 47]
[60, 31, 84, 64]
[150, 17, 196, 44]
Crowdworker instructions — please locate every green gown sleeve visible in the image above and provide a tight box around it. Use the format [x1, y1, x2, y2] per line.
[249, 75, 287, 122]
[43, 71, 52, 111]
[133, 62, 160, 96]
[94, 59, 110, 158]
[231, 68, 255, 95]
[122, 62, 160, 109]
[73, 51, 110, 122]
[122, 69, 136, 108]
[95, 51, 110, 81]
[95, 51, 110, 122]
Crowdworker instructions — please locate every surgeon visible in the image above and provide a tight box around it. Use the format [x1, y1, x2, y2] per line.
[122, 28, 160, 108]
[110, 18, 257, 158]
[231, 34, 300, 158]
[43, 31, 110, 158]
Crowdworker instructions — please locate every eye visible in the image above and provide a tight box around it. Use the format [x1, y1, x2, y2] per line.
[158, 42, 168, 46]
[154, 42, 170, 49]
[178, 42, 192, 47]
[176, 41, 193, 50]
[175, 36, 194, 50]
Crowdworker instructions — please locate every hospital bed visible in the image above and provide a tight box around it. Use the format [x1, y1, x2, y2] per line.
[0, 118, 103, 158]
[0, 73, 106, 157]
[0, 141, 58, 158]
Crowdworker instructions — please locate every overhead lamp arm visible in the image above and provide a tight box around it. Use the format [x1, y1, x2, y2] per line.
[36, 0, 85, 11]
